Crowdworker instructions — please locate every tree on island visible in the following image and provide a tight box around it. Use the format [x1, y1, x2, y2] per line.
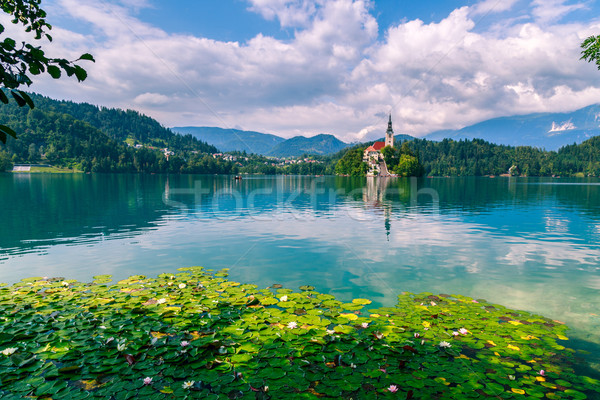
[0, 0, 94, 143]
[581, 35, 600, 69]
[334, 147, 368, 176]
[381, 142, 424, 177]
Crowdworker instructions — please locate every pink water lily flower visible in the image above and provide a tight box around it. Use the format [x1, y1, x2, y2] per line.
[388, 384, 398, 393]
[459, 328, 468, 335]
[181, 341, 190, 347]
[539, 370, 545, 376]
[143, 377, 153, 385]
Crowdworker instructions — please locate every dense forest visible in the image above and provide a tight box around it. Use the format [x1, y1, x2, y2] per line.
[407, 137, 600, 176]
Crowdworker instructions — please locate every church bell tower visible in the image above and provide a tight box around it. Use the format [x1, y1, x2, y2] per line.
[385, 114, 394, 148]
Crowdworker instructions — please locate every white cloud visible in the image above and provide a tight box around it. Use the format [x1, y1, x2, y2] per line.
[531, 0, 587, 25]
[247, 0, 319, 28]
[6, 0, 600, 142]
[471, 0, 520, 16]
[133, 92, 171, 106]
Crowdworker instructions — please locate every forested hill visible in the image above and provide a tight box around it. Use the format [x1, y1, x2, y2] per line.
[0, 92, 230, 173]
[8, 93, 217, 153]
[408, 137, 600, 176]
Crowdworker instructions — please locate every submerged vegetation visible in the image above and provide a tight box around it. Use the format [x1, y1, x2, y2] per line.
[0, 268, 599, 399]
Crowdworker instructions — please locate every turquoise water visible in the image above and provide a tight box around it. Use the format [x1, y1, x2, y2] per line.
[1, 173, 600, 368]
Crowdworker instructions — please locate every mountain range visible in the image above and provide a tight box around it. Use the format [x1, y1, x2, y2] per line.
[172, 126, 352, 157]
[425, 104, 600, 150]
[171, 127, 285, 155]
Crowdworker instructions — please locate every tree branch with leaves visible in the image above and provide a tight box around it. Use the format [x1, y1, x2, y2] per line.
[581, 35, 600, 70]
[0, 0, 94, 143]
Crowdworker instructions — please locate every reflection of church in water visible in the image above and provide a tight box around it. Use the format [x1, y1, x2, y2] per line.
[363, 176, 393, 240]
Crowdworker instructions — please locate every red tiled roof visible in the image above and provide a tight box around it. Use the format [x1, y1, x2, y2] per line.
[372, 141, 386, 151]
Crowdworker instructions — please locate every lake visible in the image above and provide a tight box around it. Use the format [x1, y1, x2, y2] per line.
[1, 173, 600, 371]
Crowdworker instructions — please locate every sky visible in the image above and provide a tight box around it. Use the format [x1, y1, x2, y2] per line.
[3, 0, 600, 142]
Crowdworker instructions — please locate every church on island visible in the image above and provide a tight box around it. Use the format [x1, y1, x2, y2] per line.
[363, 115, 395, 176]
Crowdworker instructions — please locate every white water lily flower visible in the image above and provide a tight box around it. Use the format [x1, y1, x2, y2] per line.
[1, 347, 17, 356]
[326, 329, 335, 335]
[287, 321, 297, 329]
[99, 325, 107, 329]
[361, 322, 369, 328]
[439, 341, 452, 348]
[279, 295, 288, 302]
[156, 298, 167, 304]
[62, 281, 69, 286]
[117, 343, 127, 352]
[178, 283, 186, 289]
[182, 380, 194, 389]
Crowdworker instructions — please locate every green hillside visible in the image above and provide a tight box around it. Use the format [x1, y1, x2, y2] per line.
[0, 92, 230, 173]
[408, 136, 600, 176]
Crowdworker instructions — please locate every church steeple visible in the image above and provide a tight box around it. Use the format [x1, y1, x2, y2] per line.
[385, 114, 394, 148]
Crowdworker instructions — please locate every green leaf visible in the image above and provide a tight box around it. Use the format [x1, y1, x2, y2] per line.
[0, 125, 18, 140]
[78, 53, 95, 62]
[47, 65, 61, 79]
[17, 91, 34, 108]
[10, 91, 26, 107]
[3, 38, 15, 49]
[0, 90, 8, 104]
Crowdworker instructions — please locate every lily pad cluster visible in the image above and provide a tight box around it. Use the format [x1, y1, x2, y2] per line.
[0, 267, 598, 399]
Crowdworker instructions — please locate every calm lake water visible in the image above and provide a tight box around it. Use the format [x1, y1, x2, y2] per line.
[1, 173, 600, 370]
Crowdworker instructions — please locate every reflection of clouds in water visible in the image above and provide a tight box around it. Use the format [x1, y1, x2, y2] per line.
[585, 276, 600, 290]
[465, 261, 481, 274]
[501, 237, 599, 267]
[138, 204, 600, 275]
[544, 213, 569, 234]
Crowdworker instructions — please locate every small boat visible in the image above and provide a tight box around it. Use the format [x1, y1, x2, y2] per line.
[234, 175, 243, 180]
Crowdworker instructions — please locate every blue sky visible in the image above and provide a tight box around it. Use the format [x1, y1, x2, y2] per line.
[4, 0, 600, 142]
